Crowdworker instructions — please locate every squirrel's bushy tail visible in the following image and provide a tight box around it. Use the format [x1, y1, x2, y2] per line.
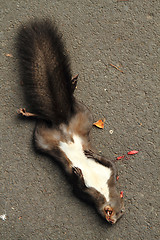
[17, 20, 75, 124]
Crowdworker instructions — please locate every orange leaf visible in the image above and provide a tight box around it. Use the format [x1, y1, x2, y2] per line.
[93, 119, 105, 129]
[5, 53, 13, 57]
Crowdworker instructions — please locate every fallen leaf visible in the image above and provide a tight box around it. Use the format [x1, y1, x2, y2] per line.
[127, 150, 139, 155]
[116, 155, 125, 160]
[109, 63, 124, 73]
[5, 53, 13, 57]
[120, 191, 124, 198]
[93, 119, 105, 129]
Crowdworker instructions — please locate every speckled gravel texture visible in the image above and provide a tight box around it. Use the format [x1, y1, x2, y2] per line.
[1, 1, 160, 239]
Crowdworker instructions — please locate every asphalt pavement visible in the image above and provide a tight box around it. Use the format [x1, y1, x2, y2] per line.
[1, 0, 160, 239]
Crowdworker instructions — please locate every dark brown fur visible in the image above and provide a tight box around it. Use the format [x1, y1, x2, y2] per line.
[17, 20, 75, 124]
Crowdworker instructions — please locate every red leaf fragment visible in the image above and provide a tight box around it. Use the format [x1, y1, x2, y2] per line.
[116, 155, 125, 160]
[127, 150, 139, 155]
[120, 191, 124, 198]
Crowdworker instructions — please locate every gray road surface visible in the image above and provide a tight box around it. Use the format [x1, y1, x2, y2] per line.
[1, 0, 160, 239]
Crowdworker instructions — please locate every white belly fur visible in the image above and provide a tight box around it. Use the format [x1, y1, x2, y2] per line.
[59, 135, 111, 201]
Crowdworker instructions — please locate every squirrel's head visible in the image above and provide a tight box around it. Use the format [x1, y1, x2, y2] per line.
[99, 195, 125, 224]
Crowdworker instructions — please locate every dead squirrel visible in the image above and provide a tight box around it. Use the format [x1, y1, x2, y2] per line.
[17, 19, 124, 224]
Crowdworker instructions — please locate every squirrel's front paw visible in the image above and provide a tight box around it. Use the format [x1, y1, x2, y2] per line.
[72, 167, 83, 178]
